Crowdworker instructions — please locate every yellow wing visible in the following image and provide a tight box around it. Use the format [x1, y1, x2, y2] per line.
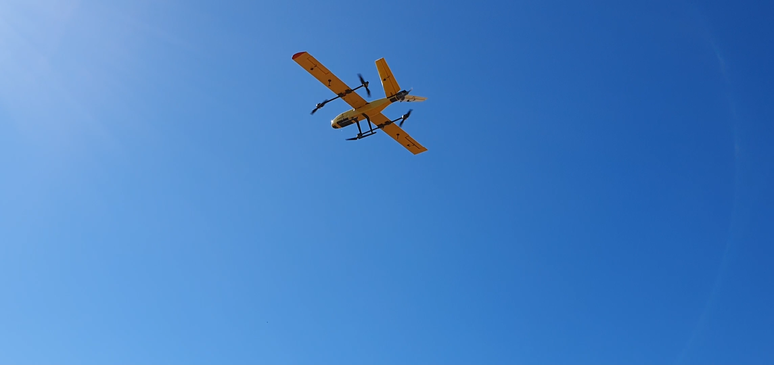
[375, 58, 401, 97]
[370, 113, 427, 155]
[292, 52, 368, 109]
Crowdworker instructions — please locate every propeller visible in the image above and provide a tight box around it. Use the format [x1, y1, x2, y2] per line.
[399, 109, 413, 127]
[311, 100, 330, 115]
[358, 73, 371, 98]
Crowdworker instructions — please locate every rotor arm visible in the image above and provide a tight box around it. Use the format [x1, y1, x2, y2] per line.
[375, 110, 413, 128]
[310, 74, 371, 115]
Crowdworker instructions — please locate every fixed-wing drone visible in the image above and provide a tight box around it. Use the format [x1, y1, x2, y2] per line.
[292, 51, 428, 154]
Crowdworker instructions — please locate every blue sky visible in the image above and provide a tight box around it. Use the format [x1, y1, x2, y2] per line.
[1, 0, 773, 363]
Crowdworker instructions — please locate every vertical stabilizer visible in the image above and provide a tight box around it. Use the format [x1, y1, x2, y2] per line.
[375, 58, 401, 97]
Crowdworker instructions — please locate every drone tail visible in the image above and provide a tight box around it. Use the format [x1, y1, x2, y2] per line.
[375, 58, 401, 98]
[403, 95, 427, 102]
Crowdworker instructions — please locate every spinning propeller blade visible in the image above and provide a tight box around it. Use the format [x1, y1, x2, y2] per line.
[399, 109, 413, 127]
[358, 73, 371, 98]
[311, 101, 324, 115]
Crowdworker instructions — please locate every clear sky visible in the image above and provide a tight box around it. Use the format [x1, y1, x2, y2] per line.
[1, 0, 773, 364]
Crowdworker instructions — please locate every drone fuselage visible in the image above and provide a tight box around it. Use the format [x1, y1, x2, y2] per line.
[331, 97, 392, 129]
[331, 90, 416, 129]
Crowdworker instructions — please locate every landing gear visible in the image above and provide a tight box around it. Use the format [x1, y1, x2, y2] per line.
[346, 114, 377, 140]
[345, 110, 413, 140]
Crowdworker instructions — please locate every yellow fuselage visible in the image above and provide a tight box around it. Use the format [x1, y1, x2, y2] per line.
[330, 97, 394, 129]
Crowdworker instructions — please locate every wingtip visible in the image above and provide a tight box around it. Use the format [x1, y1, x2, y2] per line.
[292, 51, 306, 60]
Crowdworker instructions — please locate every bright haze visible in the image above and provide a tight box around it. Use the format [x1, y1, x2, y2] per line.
[1, 1, 773, 364]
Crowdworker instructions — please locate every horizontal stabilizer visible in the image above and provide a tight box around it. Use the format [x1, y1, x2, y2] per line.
[403, 95, 427, 102]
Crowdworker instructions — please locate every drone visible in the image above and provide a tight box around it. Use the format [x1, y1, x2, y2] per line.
[293, 51, 428, 154]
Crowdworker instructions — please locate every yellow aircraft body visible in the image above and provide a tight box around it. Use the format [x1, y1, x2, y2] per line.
[292, 51, 428, 155]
